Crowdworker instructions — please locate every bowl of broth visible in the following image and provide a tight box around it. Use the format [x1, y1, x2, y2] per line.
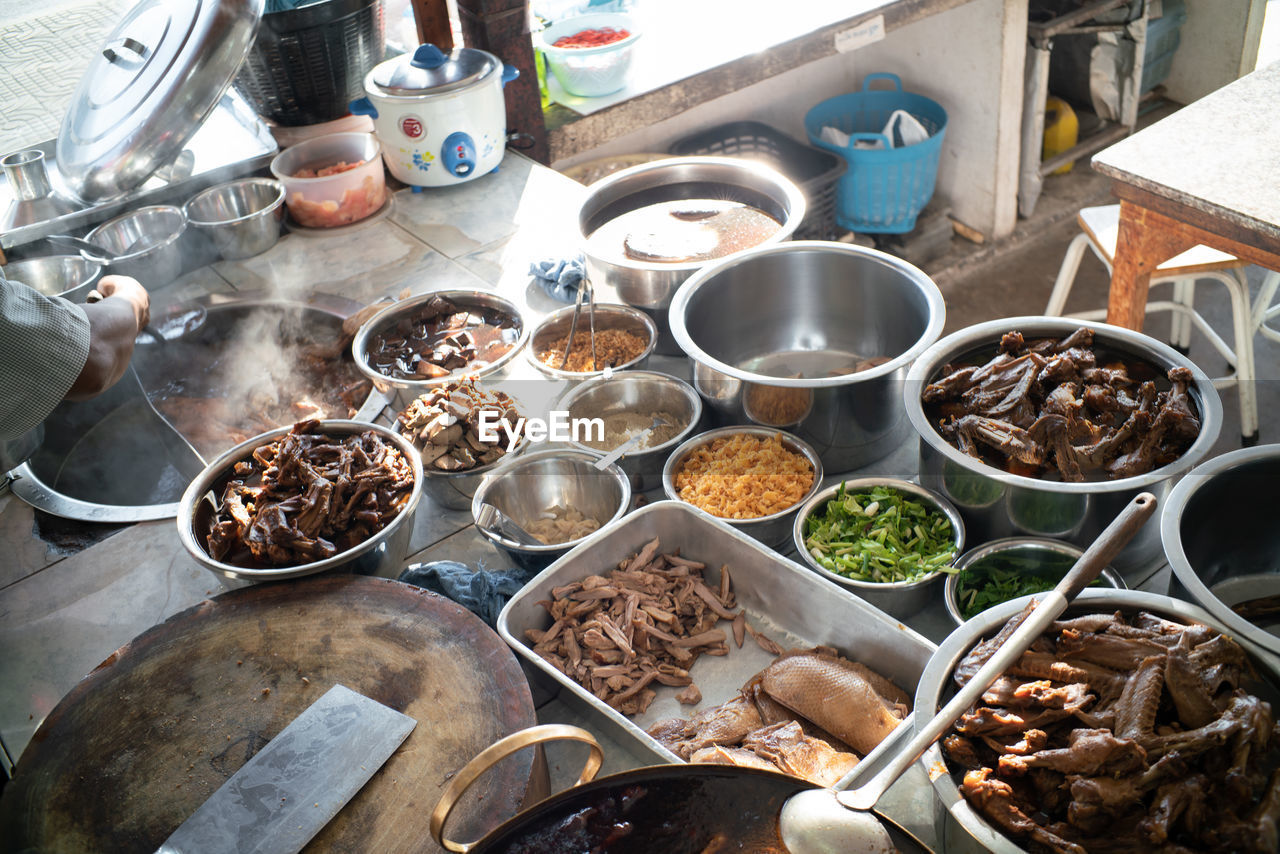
[577, 156, 806, 355]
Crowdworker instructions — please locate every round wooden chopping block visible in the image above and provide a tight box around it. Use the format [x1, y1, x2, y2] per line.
[0, 575, 537, 853]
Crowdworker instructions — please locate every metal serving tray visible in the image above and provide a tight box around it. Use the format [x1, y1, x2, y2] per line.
[498, 499, 937, 764]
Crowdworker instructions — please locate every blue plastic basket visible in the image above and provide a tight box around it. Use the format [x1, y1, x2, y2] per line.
[804, 73, 947, 234]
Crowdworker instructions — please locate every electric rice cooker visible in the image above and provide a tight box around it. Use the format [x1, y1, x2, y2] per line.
[350, 44, 518, 188]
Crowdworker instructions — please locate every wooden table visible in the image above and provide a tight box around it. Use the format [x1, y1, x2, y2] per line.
[1092, 61, 1280, 331]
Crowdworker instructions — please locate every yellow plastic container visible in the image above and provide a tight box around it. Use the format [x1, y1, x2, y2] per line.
[1042, 96, 1078, 175]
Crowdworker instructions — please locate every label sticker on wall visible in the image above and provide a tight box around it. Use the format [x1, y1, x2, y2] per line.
[835, 14, 885, 53]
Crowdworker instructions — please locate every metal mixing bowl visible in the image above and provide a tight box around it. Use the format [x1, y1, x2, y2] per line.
[944, 536, 1125, 626]
[578, 156, 806, 355]
[85, 204, 187, 286]
[414, 439, 526, 511]
[670, 241, 945, 472]
[177, 420, 423, 581]
[792, 477, 964, 620]
[527, 302, 657, 380]
[472, 449, 631, 572]
[556, 370, 702, 491]
[917, 589, 1280, 854]
[2, 255, 101, 302]
[905, 316, 1222, 578]
[1162, 444, 1280, 657]
[351, 289, 530, 411]
[662, 425, 823, 548]
[183, 177, 285, 260]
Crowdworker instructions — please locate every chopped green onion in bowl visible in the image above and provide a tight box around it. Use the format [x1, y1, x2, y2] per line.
[801, 483, 959, 584]
[953, 546, 1109, 620]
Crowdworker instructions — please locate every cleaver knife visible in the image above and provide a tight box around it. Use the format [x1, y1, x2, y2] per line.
[156, 684, 417, 854]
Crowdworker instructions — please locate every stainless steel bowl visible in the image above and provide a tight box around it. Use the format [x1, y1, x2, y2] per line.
[792, 477, 964, 620]
[917, 589, 1280, 854]
[415, 439, 526, 511]
[556, 370, 703, 491]
[578, 156, 806, 355]
[527, 302, 657, 380]
[85, 204, 187, 286]
[905, 316, 1223, 579]
[944, 536, 1126, 626]
[2, 255, 101, 302]
[662, 425, 823, 549]
[177, 420, 423, 581]
[351, 289, 530, 411]
[183, 177, 285, 260]
[1162, 444, 1280, 657]
[671, 241, 945, 472]
[472, 449, 632, 572]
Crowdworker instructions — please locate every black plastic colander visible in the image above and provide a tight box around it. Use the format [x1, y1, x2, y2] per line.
[234, 0, 386, 127]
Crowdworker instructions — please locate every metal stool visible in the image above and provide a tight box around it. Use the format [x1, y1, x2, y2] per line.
[1045, 204, 1258, 443]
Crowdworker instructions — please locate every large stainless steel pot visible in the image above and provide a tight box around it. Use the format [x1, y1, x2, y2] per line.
[916, 589, 1280, 853]
[1162, 444, 1280, 656]
[578, 156, 805, 355]
[428, 725, 928, 854]
[671, 241, 945, 472]
[904, 317, 1222, 578]
[177, 419, 422, 581]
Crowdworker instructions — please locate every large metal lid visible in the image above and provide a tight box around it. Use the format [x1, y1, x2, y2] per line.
[370, 44, 498, 96]
[56, 0, 264, 203]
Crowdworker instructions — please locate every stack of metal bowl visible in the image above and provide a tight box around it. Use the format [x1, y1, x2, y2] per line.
[1, 255, 101, 303]
[671, 241, 946, 472]
[184, 177, 285, 260]
[557, 370, 702, 491]
[1162, 444, 1280, 657]
[662, 425, 822, 549]
[85, 204, 188, 286]
[472, 449, 631, 571]
[905, 316, 1223, 578]
[577, 156, 806, 355]
[792, 477, 964, 620]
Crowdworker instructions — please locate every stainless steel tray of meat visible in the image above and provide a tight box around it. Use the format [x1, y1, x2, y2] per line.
[498, 499, 937, 764]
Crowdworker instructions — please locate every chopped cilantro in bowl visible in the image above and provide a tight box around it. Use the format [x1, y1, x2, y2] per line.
[800, 482, 961, 585]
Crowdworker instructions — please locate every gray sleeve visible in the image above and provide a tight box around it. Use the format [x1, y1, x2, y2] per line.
[0, 278, 91, 441]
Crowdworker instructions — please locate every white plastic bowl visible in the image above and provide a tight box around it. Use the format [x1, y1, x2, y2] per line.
[537, 13, 640, 98]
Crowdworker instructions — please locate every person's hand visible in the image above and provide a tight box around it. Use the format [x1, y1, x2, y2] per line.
[67, 276, 152, 399]
[95, 274, 150, 331]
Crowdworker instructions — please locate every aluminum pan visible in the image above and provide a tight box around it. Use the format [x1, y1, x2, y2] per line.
[497, 499, 936, 764]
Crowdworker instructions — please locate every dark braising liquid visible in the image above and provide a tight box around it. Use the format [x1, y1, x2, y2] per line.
[496, 771, 804, 854]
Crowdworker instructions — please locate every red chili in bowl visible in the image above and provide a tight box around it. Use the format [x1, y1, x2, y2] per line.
[552, 26, 631, 48]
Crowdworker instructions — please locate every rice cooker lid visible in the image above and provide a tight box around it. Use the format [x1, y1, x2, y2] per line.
[56, 0, 264, 203]
[371, 44, 498, 96]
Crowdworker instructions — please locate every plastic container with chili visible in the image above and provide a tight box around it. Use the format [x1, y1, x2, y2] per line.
[536, 13, 640, 98]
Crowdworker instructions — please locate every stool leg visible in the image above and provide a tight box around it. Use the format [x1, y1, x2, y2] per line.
[1046, 232, 1091, 316]
[1207, 270, 1258, 444]
[1252, 270, 1280, 341]
[1171, 277, 1194, 351]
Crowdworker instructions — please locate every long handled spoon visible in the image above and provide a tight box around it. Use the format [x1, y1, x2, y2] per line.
[778, 491, 1157, 854]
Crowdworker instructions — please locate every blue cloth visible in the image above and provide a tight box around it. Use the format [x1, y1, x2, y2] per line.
[397, 560, 535, 627]
[529, 255, 586, 302]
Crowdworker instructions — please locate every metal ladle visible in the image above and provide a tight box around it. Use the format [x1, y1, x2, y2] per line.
[778, 491, 1158, 854]
[593, 415, 670, 470]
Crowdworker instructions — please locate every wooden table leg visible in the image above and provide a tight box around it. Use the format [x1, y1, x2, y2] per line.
[1106, 199, 1197, 330]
